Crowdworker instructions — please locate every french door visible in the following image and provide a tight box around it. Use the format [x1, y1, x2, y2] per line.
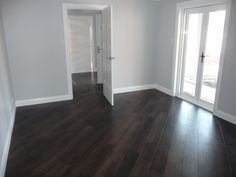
[179, 4, 226, 111]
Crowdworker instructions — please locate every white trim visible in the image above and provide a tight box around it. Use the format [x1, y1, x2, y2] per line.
[177, 0, 229, 9]
[63, 4, 74, 100]
[179, 94, 214, 112]
[113, 84, 172, 96]
[71, 69, 98, 74]
[0, 106, 16, 177]
[171, 4, 183, 97]
[110, 5, 115, 105]
[114, 85, 156, 94]
[172, 0, 232, 112]
[154, 84, 173, 96]
[15, 95, 72, 107]
[63, 4, 108, 11]
[214, 110, 236, 125]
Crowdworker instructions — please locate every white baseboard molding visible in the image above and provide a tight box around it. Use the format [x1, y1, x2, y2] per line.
[113, 84, 156, 94]
[15, 94, 73, 107]
[154, 84, 173, 96]
[214, 110, 236, 125]
[0, 106, 16, 177]
[15, 84, 172, 107]
[72, 70, 97, 74]
[113, 84, 173, 96]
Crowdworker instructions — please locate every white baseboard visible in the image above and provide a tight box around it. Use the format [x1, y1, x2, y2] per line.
[113, 84, 173, 96]
[15, 84, 172, 107]
[72, 70, 97, 74]
[113, 84, 156, 94]
[214, 110, 236, 125]
[154, 84, 173, 96]
[0, 106, 16, 177]
[15, 94, 73, 107]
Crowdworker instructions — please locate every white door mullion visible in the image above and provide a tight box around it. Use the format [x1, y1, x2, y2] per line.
[195, 8, 209, 102]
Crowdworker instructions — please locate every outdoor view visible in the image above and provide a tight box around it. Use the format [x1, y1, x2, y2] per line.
[183, 10, 226, 104]
[200, 10, 226, 103]
[183, 13, 202, 97]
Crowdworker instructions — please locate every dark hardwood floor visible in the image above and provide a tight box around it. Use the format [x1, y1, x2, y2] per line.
[5, 72, 236, 177]
[72, 72, 103, 97]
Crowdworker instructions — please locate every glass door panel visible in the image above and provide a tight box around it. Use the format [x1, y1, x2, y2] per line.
[200, 10, 226, 103]
[182, 13, 203, 97]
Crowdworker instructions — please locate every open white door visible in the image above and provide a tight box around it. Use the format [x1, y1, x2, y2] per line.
[102, 6, 114, 105]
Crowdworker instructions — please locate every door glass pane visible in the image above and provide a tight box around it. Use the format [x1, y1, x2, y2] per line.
[183, 13, 203, 96]
[200, 11, 226, 103]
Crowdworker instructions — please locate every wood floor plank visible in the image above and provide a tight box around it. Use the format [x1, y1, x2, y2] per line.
[4, 73, 236, 177]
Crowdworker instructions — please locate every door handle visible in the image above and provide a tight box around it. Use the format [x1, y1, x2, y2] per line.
[97, 46, 103, 53]
[200, 52, 205, 63]
[107, 56, 115, 60]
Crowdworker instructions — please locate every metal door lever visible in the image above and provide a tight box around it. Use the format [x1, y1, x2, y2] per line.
[200, 52, 205, 63]
[97, 46, 103, 53]
[107, 56, 115, 60]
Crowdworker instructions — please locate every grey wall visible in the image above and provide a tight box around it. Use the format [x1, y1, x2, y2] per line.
[1, 0, 69, 101]
[1, 0, 160, 101]
[218, 0, 236, 116]
[155, 0, 186, 89]
[0, 6, 15, 176]
[112, 0, 159, 88]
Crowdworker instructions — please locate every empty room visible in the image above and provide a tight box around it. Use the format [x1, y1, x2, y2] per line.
[0, 0, 236, 177]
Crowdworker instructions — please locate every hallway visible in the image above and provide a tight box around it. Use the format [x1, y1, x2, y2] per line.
[72, 72, 103, 98]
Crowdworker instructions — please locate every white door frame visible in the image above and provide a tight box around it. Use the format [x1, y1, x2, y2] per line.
[62, 3, 113, 100]
[172, 0, 232, 112]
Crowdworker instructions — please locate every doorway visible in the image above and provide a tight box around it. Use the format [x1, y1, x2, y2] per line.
[63, 4, 114, 105]
[68, 13, 96, 75]
[67, 10, 102, 97]
[174, 2, 229, 111]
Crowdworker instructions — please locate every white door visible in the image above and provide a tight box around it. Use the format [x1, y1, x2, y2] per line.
[180, 4, 226, 111]
[95, 13, 103, 84]
[102, 6, 114, 105]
